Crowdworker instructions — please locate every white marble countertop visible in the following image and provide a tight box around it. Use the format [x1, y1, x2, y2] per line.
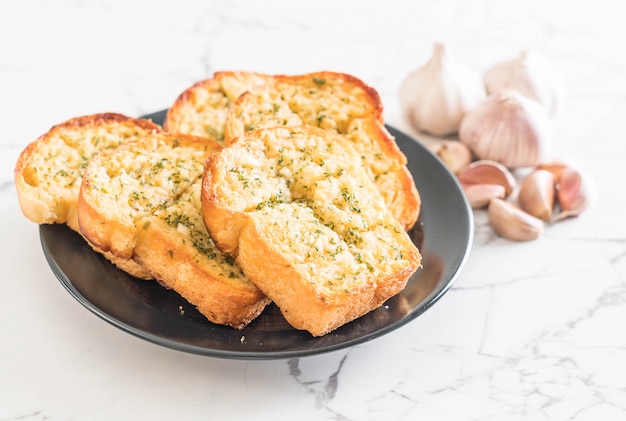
[2, 1, 625, 419]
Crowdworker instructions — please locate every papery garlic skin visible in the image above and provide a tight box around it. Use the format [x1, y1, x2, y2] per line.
[399, 43, 486, 136]
[459, 89, 553, 168]
[484, 50, 566, 117]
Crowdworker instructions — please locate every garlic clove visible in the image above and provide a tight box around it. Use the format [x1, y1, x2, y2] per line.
[488, 198, 544, 241]
[457, 159, 516, 196]
[459, 89, 553, 168]
[554, 168, 591, 221]
[484, 50, 566, 117]
[462, 183, 506, 209]
[399, 43, 486, 136]
[518, 169, 556, 221]
[431, 140, 473, 174]
[536, 160, 569, 180]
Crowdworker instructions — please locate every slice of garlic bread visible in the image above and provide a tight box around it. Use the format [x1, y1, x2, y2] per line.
[202, 125, 421, 336]
[14, 113, 162, 278]
[78, 132, 214, 258]
[78, 132, 268, 328]
[163, 71, 271, 142]
[15, 113, 161, 229]
[222, 72, 421, 230]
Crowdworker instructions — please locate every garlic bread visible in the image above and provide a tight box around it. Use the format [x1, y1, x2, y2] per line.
[202, 125, 421, 336]
[78, 132, 269, 328]
[14, 113, 162, 278]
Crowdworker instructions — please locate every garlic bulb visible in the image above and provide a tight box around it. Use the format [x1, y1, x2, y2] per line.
[484, 50, 566, 117]
[399, 43, 486, 136]
[459, 89, 553, 168]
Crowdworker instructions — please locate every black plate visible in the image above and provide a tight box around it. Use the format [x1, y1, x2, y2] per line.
[40, 110, 473, 359]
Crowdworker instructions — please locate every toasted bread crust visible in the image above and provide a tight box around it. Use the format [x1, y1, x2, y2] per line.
[78, 132, 269, 328]
[202, 126, 421, 336]
[14, 113, 162, 279]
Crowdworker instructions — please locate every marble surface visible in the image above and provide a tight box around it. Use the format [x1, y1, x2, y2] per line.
[1, 0, 625, 419]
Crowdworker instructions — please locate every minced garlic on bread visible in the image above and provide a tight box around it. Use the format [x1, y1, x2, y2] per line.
[202, 125, 421, 336]
[78, 132, 269, 328]
[14, 113, 162, 279]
